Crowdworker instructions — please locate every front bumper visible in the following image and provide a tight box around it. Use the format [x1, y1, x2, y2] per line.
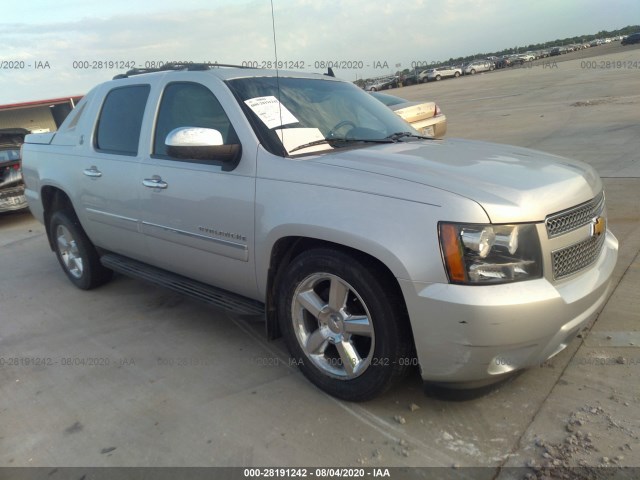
[400, 230, 618, 384]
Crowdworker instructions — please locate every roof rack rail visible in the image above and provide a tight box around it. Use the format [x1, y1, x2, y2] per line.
[113, 62, 252, 80]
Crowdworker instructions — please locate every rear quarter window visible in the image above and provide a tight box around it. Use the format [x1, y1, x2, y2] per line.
[60, 101, 87, 132]
[95, 85, 150, 155]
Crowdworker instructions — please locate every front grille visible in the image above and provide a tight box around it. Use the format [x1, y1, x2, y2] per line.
[552, 231, 606, 279]
[545, 192, 604, 238]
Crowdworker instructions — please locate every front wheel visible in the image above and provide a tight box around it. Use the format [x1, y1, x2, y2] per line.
[470, 69, 476, 75]
[50, 210, 112, 290]
[277, 249, 412, 401]
[454, 71, 460, 77]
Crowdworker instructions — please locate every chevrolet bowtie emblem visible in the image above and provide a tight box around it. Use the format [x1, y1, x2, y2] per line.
[591, 216, 605, 237]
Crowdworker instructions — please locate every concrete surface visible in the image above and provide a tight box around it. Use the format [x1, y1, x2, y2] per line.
[1, 42, 639, 477]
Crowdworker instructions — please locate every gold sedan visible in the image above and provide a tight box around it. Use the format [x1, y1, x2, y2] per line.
[370, 91, 447, 138]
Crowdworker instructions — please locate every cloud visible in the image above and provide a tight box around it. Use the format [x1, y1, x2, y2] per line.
[0, 0, 637, 103]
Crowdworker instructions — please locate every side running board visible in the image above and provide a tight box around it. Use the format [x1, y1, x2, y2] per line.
[100, 253, 265, 316]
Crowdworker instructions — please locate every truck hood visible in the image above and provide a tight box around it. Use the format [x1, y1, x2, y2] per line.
[312, 138, 602, 223]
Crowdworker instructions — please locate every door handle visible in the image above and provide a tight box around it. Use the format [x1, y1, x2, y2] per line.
[142, 176, 168, 189]
[83, 166, 102, 177]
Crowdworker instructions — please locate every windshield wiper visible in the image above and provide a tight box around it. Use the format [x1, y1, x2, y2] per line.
[384, 131, 434, 141]
[288, 132, 432, 154]
[289, 137, 394, 154]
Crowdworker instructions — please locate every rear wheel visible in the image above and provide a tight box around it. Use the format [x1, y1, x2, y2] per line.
[50, 210, 112, 290]
[435, 75, 441, 81]
[454, 71, 460, 77]
[277, 249, 412, 401]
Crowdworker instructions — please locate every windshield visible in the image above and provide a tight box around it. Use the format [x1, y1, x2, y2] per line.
[226, 76, 420, 156]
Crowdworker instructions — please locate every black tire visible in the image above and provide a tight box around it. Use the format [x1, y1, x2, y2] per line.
[470, 69, 476, 75]
[454, 71, 460, 77]
[49, 210, 112, 290]
[277, 248, 413, 401]
[435, 75, 441, 81]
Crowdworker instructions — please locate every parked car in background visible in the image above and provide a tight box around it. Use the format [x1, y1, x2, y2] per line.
[365, 76, 399, 92]
[420, 66, 462, 82]
[506, 55, 525, 65]
[550, 46, 568, 56]
[400, 72, 420, 86]
[517, 53, 535, 62]
[622, 33, 640, 45]
[463, 60, 494, 75]
[417, 70, 430, 83]
[492, 56, 512, 68]
[0, 128, 29, 213]
[370, 91, 446, 138]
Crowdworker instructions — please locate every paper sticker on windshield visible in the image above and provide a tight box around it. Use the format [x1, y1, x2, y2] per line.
[275, 128, 330, 154]
[245, 96, 299, 129]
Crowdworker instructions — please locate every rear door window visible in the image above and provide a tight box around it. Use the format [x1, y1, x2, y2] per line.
[95, 85, 150, 155]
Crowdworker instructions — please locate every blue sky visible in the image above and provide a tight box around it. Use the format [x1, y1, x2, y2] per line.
[1, 0, 638, 103]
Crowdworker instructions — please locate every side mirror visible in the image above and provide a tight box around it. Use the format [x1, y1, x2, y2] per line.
[165, 127, 242, 169]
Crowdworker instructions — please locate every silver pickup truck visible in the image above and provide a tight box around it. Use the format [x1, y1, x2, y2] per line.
[22, 64, 618, 401]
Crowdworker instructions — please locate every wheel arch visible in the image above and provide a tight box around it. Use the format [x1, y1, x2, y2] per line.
[264, 236, 415, 353]
[41, 186, 75, 251]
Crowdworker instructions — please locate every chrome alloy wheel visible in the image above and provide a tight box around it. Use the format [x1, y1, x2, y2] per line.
[291, 273, 375, 379]
[56, 225, 83, 279]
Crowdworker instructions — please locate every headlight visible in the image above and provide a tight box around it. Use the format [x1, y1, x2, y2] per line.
[439, 222, 542, 285]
